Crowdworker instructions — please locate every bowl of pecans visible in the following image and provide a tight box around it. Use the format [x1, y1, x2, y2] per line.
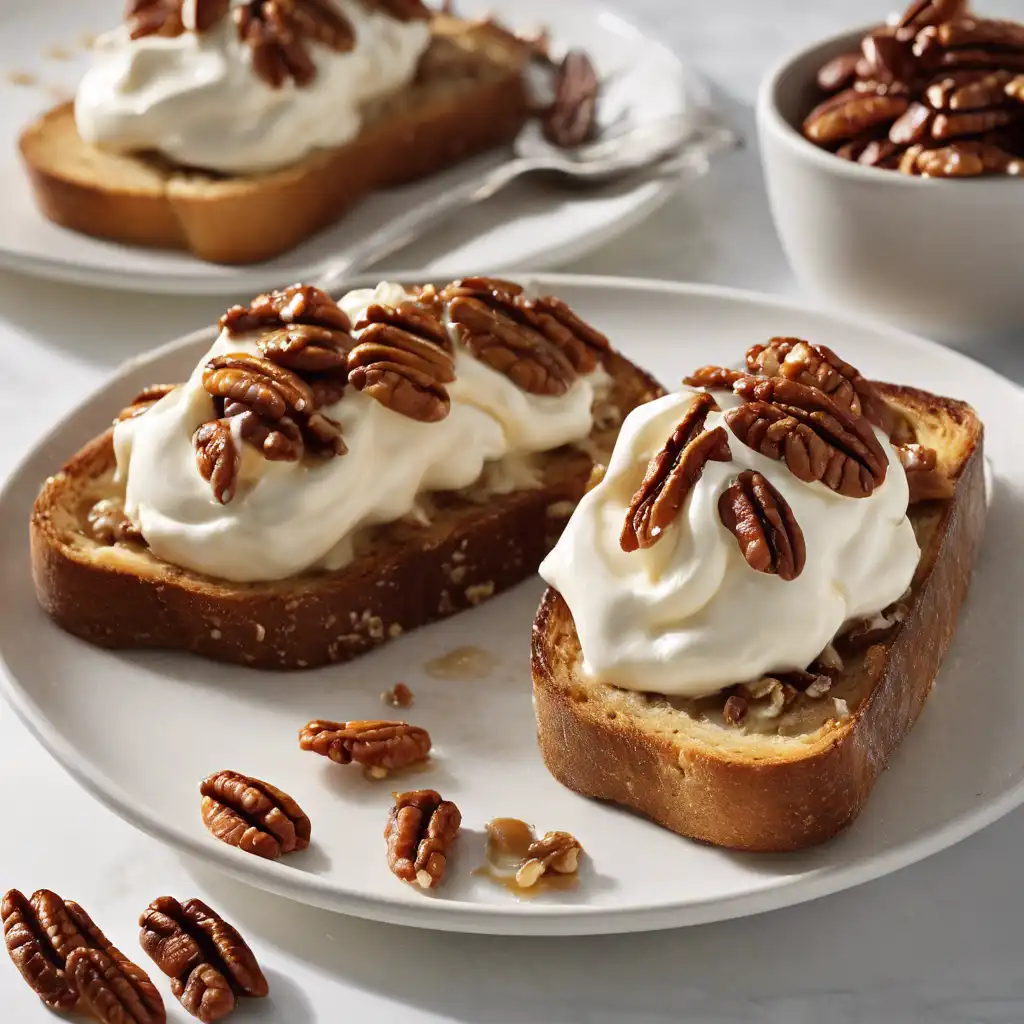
[757, 0, 1024, 341]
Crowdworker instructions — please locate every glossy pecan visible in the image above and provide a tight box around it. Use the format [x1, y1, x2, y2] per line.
[860, 28, 918, 87]
[298, 720, 432, 772]
[524, 294, 610, 374]
[803, 89, 910, 144]
[221, 283, 352, 337]
[348, 303, 455, 422]
[515, 831, 584, 888]
[683, 365, 746, 390]
[116, 383, 178, 422]
[896, 0, 968, 29]
[257, 324, 349, 373]
[88, 498, 144, 545]
[900, 139, 1023, 175]
[140, 897, 267, 1024]
[544, 50, 600, 148]
[817, 52, 862, 92]
[203, 353, 314, 419]
[127, 0, 230, 38]
[221, 402, 304, 462]
[621, 392, 732, 552]
[385, 790, 461, 889]
[932, 107, 1015, 139]
[888, 100, 935, 143]
[234, 0, 355, 88]
[200, 770, 311, 860]
[362, 0, 431, 20]
[66, 947, 165, 1024]
[193, 420, 241, 505]
[897, 442, 955, 501]
[1008, 74, 1024, 101]
[727, 377, 887, 498]
[926, 69, 1014, 109]
[722, 694, 749, 726]
[719, 470, 806, 581]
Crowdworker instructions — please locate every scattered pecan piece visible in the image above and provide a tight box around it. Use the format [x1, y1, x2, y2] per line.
[544, 50, 600, 148]
[682, 365, 745, 389]
[515, 831, 584, 888]
[722, 694, 749, 726]
[2, 889, 79, 1011]
[139, 897, 267, 1023]
[728, 377, 887, 498]
[803, 89, 910, 144]
[385, 790, 461, 889]
[621, 393, 731, 552]
[897, 441, 955, 500]
[117, 383, 178, 422]
[200, 770, 311, 860]
[299, 720, 432, 773]
[348, 303, 455, 422]
[234, 0, 355, 88]
[88, 498, 143, 545]
[66, 947, 165, 1024]
[719, 470, 806, 581]
[382, 682, 414, 708]
[127, 0, 230, 39]
[193, 421, 241, 505]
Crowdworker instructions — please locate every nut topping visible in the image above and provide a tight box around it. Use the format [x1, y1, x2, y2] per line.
[139, 897, 267, 1023]
[348, 302, 455, 422]
[299, 720, 432, 773]
[683, 365, 746, 390]
[515, 831, 584, 888]
[116, 383, 178, 423]
[203, 353, 314, 419]
[127, 0, 230, 39]
[88, 498, 143, 545]
[719, 471, 806, 581]
[384, 789, 461, 889]
[727, 377, 888, 498]
[544, 50, 600, 148]
[257, 324, 349, 373]
[221, 283, 352, 337]
[193, 421, 241, 505]
[803, 90, 910, 145]
[524, 294, 610, 374]
[200, 770, 311, 860]
[621, 392, 732, 552]
[66, 947, 165, 1024]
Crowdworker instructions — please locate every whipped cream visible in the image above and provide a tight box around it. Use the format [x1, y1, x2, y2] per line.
[75, 1, 430, 174]
[540, 387, 921, 698]
[113, 283, 608, 583]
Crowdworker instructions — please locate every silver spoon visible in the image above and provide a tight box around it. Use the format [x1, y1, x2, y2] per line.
[314, 111, 739, 295]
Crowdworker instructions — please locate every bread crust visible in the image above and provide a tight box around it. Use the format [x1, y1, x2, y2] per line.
[31, 350, 663, 671]
[18, 18, 529, 264]
[531, 384, 986, 852]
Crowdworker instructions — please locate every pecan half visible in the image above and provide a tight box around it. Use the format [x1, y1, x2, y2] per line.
[200, 770, 311, 860]
[127, 0, 230, 38]
[515, 831, 584, 888]
[900, 139, 1023, 175]
[719, 471, 806, 581]
[896, 0, 968, 29]
[221, 402, 305, 462]
[298, 720, 432, 773]
[682, 365, 745, 390]
[66, 947, 165, 1024]
[348, 303, 455, 422]
[193, 420, 240, 505]
[203, 353, 314, 418]
[932, 107, 1015, 139]
[888, 100, 935, 143]
[817, 52, 862, 92]
[140, 897, 267, 1024]
[621, 393, 731, 552]
[926, 69, 1014, 109]
[257, 324, 348, 373]
[234, 0, 355, 88]
[385, 790, 461, 889]
[803, 89, 909, 144]
[221, 283, 352, 337]
[544, 50, 600, 148]
[116, 383, 178, 422]
[728, 377, 888, 498]
[523, 294, 610, 374]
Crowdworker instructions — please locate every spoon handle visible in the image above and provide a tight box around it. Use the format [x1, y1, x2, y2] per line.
[315, 158, 531, 296]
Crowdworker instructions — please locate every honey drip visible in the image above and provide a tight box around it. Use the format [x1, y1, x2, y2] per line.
[474, 818, 579, 899]
[424, 645, 496, 680]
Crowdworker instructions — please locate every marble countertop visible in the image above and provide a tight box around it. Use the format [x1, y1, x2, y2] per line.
[2, 1, 1023, 1021]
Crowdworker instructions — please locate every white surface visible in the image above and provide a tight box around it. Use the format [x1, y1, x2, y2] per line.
[2, 0, 1024, 1019]
[758, 28, 1024, 341]
[0, 0, 689, 294]
[1, 275, 1021, 939]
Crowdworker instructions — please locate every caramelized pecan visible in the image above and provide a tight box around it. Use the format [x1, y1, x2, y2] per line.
[299, 720, 432, 772]
[803, 89, 910, 144]
[200, 770, 311, 860]
[524, 294, 610, 374]
[896, 0, 968, 29]
[193, 421, 241, 505]
[728, 377, 887, 498]
[203, 353, 315, 418]
[384, 790, 461, 889]
[926, 69, 1014, 109]
[900, 139, 1023, 174]
[682, 365, 745, 390]
[817, 52, 862, 92]
[66, 947, 165, 1024]
[897, 442, 955, 500]
[516, 831, 584, 888]
[88, 498, 143, 545]
[116, 383, 178, 422]
[544, 50, 600, 148]
[888, 101, 935, 143]
[719, 471, 806, 581]
[257, 324, 349, 373]
[221, 283, 352, 337]
[348, 303, 455, 422]
[221, 402, 305, 462]
[621, 392, 732, 552]
[722, 694, 749, 726]
[139, 897, 267, 1023]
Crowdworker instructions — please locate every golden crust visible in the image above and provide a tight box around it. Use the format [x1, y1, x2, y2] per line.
[531, 383, 986, 852]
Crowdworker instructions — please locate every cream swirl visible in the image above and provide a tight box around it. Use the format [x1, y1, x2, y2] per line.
[539, 387, 920, 697]
[113, 283, 608, 583]
[74, 1, 430, 175]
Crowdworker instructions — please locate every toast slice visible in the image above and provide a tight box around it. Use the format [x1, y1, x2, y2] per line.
[531, 384, 985, 852]
[31, 347, 663, 671]
[18, 15, 530, 264]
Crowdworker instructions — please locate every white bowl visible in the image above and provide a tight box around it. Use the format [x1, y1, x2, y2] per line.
[757, 28, 1024, 344]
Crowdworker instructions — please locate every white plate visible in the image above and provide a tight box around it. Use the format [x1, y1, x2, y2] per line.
[0, 276, 1021, 936]
[0, 0, 694, 295]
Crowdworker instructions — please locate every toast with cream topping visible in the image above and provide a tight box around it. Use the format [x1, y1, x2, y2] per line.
[31, 278, 663, 670]
[19, 11, 534, 264]
[532, 340, 984, 852]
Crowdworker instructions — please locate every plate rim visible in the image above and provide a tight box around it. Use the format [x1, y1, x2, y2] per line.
[1, 273, 1021, 936]
[0, 0, 692, 296]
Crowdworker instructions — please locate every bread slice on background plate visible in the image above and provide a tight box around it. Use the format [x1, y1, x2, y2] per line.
[532, 380, 985, 853]
[30, 280, 664, 671]
[18, 15, 532, 265]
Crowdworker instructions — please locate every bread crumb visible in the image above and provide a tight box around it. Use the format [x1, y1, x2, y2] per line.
[388, 623, 403, 638]
[210, 629, 222, 640]
[447, 564, 467, 584]
[254, 624, 266, 642]
[285, 599, 300, 612]
[367, 615, 384, 640]
[438, 590, 455, 615]
[297, 659, 309, 668]
[451, 550, 466, 563]
[465, 582, 495, 606]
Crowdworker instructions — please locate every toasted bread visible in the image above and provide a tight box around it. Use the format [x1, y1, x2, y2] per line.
[31, 346, 663, 671]
[18, 15, 530, 265]
[531, 384, 985, 852]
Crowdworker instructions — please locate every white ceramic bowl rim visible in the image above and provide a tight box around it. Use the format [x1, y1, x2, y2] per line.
[757, 23, 1024, 188]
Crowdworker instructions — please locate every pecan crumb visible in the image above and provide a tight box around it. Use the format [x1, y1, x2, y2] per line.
[382, 683, 415, 708]
[515, 831, 584, 888]
[722, 694, 749, 726]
